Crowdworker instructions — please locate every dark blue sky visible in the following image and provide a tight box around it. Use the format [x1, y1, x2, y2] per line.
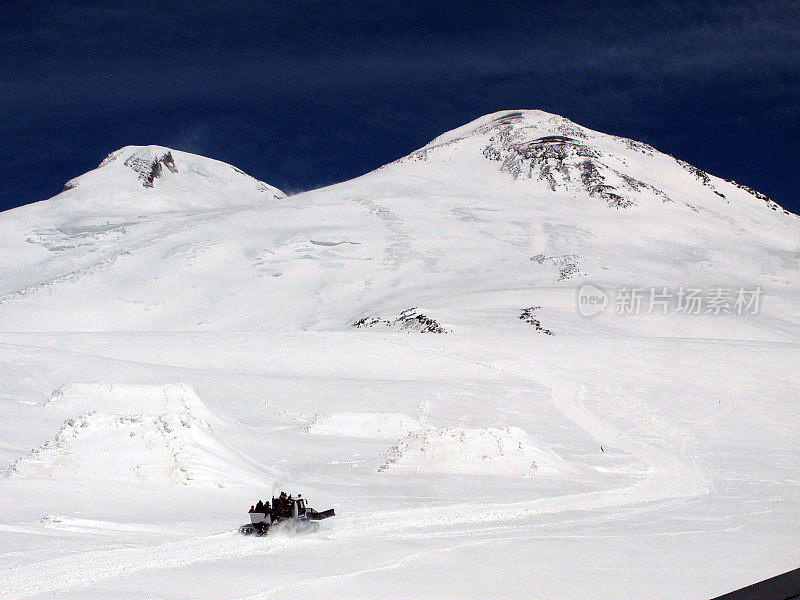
[3, 0, 799, 213]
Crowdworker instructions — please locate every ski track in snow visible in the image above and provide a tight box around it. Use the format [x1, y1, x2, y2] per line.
[0, 498, 683, 600]
[0, 532, 316, 599]
[231, 540, 493, 600]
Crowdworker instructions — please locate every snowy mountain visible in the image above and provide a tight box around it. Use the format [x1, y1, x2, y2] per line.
[0, 110, 797, 337]
[1, 111, 799, 600]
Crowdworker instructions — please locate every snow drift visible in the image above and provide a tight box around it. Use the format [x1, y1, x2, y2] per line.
[379, 426, 564, 477]
[43, 382, 221, 424]
[6, 383, 260, 487]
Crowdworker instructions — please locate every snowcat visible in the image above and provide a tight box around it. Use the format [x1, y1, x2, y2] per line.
[239, 494, 335, 536]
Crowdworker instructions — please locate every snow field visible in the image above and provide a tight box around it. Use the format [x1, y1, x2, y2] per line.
[0, 332, 797, 599]
[304, 411, 424, 439]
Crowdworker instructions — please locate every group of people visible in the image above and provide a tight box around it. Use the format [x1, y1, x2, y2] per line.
[248, 491, 294, 519]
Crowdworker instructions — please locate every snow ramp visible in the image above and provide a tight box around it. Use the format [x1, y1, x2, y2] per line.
[6, 383, 261, 488]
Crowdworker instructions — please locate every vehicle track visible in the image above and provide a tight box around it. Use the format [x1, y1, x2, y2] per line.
[0, 531, 317, 599]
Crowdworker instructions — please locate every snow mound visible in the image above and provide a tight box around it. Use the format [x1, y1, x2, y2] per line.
[43, 383, 220, 425]
[8, 384, 259, 487]
[304, 412, 424, 439]
[379, 426, 564, 477]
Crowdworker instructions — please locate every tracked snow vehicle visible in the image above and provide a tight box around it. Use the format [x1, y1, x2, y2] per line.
[239, 494, 335, 536]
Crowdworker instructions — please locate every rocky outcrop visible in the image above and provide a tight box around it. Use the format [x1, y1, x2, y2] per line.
[124, 150, 178, 188]
[519, 306, 554, 335]
[479, 120, 645, 208]
[726, 178, 792, 215]
[530, 253, 583, 282]
[352, 307, 447, 333]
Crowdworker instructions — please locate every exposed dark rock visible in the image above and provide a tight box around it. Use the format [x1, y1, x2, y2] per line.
[98, 150, 121, 167]
[480, 125, 639, 208]
[352, 307, 447, 333]
[618, 137, 657, 156]
[675, 158, 713, 188]
[530, 253, 547, 265]
[148, 160, 163, 186]
[605, 194, 635, 209]
[160, 151, 178, 174]
[487, 111, 526, 127]
[124, 151, 179, 188]
[615, 172, 673, 204]
[530, 254, 582, 281]
[577, 160, 634, 208]
[725, 178, 792, 214]
[488, 136, 599, 185]
[519, 307, 554, 335]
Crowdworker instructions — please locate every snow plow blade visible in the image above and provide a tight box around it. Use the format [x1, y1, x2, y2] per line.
[307, 508, 335, 520]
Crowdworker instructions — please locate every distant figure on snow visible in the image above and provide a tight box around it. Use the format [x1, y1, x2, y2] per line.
[255, 500, 264, 512]
[278, 491, 288, 517]
[249, 505, 255, 513]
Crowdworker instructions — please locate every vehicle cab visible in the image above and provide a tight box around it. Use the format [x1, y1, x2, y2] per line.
[292, 497, 306, 518]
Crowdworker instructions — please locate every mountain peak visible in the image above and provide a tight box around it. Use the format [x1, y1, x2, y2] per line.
[0, 112, 797, 338]
[392, 110, 793, 217]
[95, 145, 179, 189]
[56, 145, 285, 213]
[422, 110, 579, 148]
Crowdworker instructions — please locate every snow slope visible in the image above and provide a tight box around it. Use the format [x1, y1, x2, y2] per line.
[305, 412, 423, 439]
[0, 110, 798, 599]
[0, 110, 797, 336]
